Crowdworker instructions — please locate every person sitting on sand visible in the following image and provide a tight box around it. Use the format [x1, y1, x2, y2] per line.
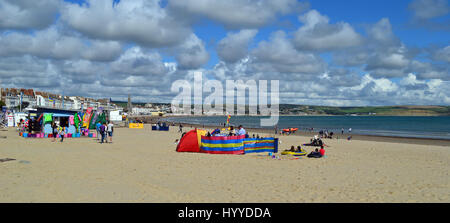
[284, 146, 296, 152]
[236, 125, 246, 136]
[212, 128, 220, 136]
[296, 146, 303, 152]
[307, 148, 322, 158]
[319, 146, 325, 156]
[229, 126, 236, 136]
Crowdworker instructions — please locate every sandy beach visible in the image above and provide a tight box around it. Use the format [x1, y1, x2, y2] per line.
[0, 125, 449, 203]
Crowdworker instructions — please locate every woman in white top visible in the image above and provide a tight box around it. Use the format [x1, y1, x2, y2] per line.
[107, 121, 114, 143]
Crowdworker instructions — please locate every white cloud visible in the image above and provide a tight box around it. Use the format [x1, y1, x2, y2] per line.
[217, 29, 258, 63]
[61, 0, 191, 47]
[0, 0, 60, 30]
[0, 1, 448, 106]
[293, 10, 363, 51]
[168, 0, 308, 29]
[0, 56, 61, 88]
[433, 46, 450, 62]
[408, 0, 449, 19]
[110, 46, 169, 77]
[408, 0, 450, 31]
[174, 34, 210, 70]
[0, 26, 123, 61]
[251, 31, 326, 75]
[367, 18, 400, 46]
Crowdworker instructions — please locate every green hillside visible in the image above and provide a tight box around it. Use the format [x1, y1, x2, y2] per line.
[279, 105, 450, 116]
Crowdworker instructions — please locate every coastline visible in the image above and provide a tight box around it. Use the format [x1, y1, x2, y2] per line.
[158, 119, 450, 147]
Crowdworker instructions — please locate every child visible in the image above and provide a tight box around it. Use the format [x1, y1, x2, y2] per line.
[319, 146, 325, 156]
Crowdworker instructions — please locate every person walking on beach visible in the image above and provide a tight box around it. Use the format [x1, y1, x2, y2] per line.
[179, 124, 183, 133]
[52, 123, 57, 142]
[96, 121, 101, 141]
[100, 123, 106, 144]
[107, 121, 114, 143]
[341, 128, 344, 135]
[349, 128, 352, 133]
[58, 125, 65, 143]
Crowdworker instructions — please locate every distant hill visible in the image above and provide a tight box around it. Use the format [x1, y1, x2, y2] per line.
[279, 105, 450, 116]
[112, 101, 146, 109]
[113, 100, 450, 116]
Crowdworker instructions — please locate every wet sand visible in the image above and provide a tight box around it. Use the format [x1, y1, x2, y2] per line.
[0, 125, 449, 202]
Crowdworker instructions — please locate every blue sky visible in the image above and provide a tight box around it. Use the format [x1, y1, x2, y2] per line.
[0, 0, 449, 105]
[65, 0, 450, 66]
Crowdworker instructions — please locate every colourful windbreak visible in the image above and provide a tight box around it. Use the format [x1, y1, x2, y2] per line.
[243, 138, 279, 154]
[200, 135, 245, 154]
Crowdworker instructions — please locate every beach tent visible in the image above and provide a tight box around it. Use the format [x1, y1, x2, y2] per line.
[243, 137, 279, 154]
[176, 129, 208, 153]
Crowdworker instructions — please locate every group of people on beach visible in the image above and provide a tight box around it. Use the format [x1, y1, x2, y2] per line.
[283, 144, 325, 158]
[206, 125, 247, 137]
[51, 122, 66, 143]
[227, 125, 246, 136]
[96, 121, 114, 144]
[285, 145, 304, 153]
[307, 146, 326, 158]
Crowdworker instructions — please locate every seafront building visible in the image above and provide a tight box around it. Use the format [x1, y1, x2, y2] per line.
[1, 88, 121, 112]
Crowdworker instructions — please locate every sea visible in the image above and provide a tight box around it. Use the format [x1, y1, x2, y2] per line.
[163, 116, 450, 140]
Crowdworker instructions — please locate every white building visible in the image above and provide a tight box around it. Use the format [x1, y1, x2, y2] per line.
[132, 107, 154, 115]
[69, 96, 82, 110]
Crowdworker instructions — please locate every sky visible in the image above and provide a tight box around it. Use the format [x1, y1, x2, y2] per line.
[0, 0, 449, 106]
